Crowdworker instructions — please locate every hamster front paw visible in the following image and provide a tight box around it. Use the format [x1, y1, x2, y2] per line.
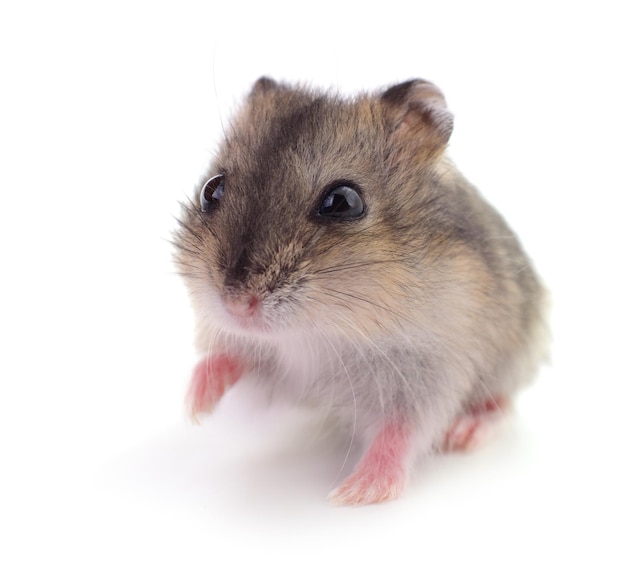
[329, 418, 414, 506]
[185, 355, 244, 422]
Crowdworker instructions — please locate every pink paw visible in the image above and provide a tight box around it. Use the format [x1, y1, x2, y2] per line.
[442, 397, 507, 452]
[329, 418, 413, 506]
[329, 463, 407, 506]
[185, 355, 243, 421]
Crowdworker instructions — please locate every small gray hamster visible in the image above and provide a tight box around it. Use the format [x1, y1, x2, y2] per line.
[173, 77, 549, 505]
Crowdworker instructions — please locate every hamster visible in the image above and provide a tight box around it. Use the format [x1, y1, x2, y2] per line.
[173, 77, 549, 505]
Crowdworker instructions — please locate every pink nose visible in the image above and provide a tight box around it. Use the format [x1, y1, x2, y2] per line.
[224, 295, 259, 318]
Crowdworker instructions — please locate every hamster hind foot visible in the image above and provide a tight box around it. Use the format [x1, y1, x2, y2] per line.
[442, 397, 509, 452]
[185, 354, 244, 421]
[329, 417, 415, 506]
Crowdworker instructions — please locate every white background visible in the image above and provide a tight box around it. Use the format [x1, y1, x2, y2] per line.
[1, 1, 625, 572]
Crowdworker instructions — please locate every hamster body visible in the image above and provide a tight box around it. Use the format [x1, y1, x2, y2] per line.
[174, 78, 549, 505]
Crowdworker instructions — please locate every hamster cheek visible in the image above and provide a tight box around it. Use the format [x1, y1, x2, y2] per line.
[185, 355, 245, 422]
[329, 417, 416, 506]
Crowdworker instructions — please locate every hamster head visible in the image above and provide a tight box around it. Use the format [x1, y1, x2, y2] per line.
[174, 77, 455, 342]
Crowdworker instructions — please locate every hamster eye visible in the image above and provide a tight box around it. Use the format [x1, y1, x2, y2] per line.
[200, 174, 225, 212]
[318, 185, 365, 220]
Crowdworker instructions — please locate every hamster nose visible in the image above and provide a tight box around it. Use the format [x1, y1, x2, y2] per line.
[223, 295, 260, 318]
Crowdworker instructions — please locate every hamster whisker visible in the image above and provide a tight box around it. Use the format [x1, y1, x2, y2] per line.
[344, 318, 420, 411]
[299, 324, 339, 442]
[175, 271, 204, 280]
[177, 199, 221, 241]
[167, 238, 203, 257]
[173, 261, 207, 274]
[342, 325, 388, 413]
[312, 258, 412, 276]
[316, 291, 392, 333]
[299, 225, 326, 256]
[174, 217, 206, 245]
[367, 338, 420, 412]
[313, 324, 358, 483]
[189, 213, 220, 241]
[211, 53, 226, 142]
[323, 287, 412, 324]
[308, 291, 357, 315]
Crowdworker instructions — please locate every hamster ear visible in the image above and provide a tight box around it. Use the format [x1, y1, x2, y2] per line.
[247, 76, 283, 107]
[380, 79, 453, 161]
[251, 76, 280, 94]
